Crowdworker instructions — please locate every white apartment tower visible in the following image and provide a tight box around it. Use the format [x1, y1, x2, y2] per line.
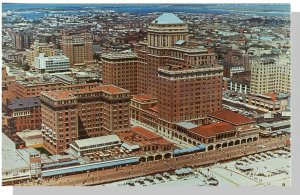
[250, 51, 290, 94]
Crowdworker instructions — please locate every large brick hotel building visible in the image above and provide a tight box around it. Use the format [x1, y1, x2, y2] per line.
[103, 13, 223, 134]
[42, 13, 256, 155]
[40, 83, 130, 154]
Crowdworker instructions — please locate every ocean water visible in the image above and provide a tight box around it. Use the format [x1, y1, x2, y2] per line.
[2, 4, 290, 20]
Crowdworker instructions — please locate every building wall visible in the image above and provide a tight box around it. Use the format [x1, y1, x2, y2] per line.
[12, 32, 34, 50]
[40, 84, 130, 154]
[242, 94, 287, 112]
[2, 66, 17, 110]
[102, 55, 138, 94]
[224, 79, 250, 94]
[25, 41, 56, 66]
[61, 30, 93, 66]
[7, 105, 41, 132]
[130, 98, 159, 130]
[158, 67, 223, 123]
[250, 54, 291, 94]
[15, 82, 64, 98]
[41, 100, 78, 155]
[224, 50, 250, 71]
[35, 53, 70, 74]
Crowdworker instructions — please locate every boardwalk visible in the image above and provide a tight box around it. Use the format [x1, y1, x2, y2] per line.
[14, 136, 289, 186]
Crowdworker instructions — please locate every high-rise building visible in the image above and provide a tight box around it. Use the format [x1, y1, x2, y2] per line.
[61, 30, 94, 66]
[136, 13, 187, 97]
[2, 65, 17, 110]
[133, 14, 219, 98]
[40, 83, 130, 154]
[103, 13, 223, 133]
[224, 49, 250, 71]
[35, 53, 70, 74]
[102, 52, 138, 94]
[250, 52, 291, 94]
[157, 65, 223, 126]
[11, 31, 34, 50]
[25, 40, 57, 66]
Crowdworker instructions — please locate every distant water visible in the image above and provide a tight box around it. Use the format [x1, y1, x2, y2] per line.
[2, 4, 290, 20]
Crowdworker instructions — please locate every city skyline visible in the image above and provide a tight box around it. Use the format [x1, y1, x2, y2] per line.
[1, 3, 291, 188]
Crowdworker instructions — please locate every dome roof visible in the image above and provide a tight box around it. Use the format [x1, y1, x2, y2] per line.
[151, 13, 184, 24]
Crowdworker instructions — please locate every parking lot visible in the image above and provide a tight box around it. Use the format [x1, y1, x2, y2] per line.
[103, 149, 291, 187]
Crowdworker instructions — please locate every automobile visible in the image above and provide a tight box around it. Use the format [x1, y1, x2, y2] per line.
[236, 161, 245, 165]
[259, 145, 266, 148]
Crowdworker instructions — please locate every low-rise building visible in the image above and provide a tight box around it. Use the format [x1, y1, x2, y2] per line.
[69, 135, 122, 156]
[130, 94, 159, 130]
[258, 120, 290, 137]
[184, 122, 236, 144]
[25, 40, 57, 66]
[2, 133, 41, 184]
[116, 126, 174, 154]
[35, 53, 71, 74]
[208, 109, 259, 138]
[15, 78, 64, 98]
[223, 63, 245, 78]
[240, 93, 289, 112]
[16, 130, 43, 148]
[5, 97, 41, 132]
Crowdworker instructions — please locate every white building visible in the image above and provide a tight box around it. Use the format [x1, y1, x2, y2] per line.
[229, 66, 245, 77]
[69, 135, 122, 156]
[35, 53, 70, 74]
[2, 133, 41, 183]
[250, 52, 290, 94]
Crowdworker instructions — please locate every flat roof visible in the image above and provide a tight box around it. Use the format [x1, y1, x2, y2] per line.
[176, 121, 198, 129]
[21, 147, 40, 155]
[131, 126, 160, 140]
[208, 109, 255, 126]
[101, 52, 137, 60]
[2, 133, 30, 171]
[152, 13, 184, 24]
[121, 143, 140, 151]
[73, 135, 121, 149]
[73, 85, 129, 95]
[149, 105, 159, 113]
[97, 85, 128, 94]
[54, 74, 77, 82]
[132, 94, 157, 102]
[42, 157, 139, 177]
[43, 84, 129, 100]
[259, 121, 290, 128]
[43, 90, 75, 100]
[62, 82, 98, 89]
[258, 123, 273, 128]
[8, 97, 41, 110]
[175, 40, 186, 45]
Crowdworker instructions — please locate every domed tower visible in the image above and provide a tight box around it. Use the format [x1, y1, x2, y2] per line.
[148, 13, 189, 47]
